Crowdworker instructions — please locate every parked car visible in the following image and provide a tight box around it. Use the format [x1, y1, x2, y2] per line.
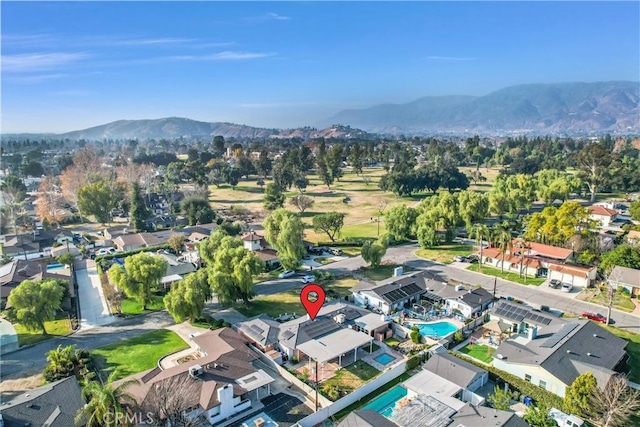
[278, 270, 296, 279]
[549, 279, 562, 289]
[329, 248, 343, 256]
[467, 255, 479, 263]
[581, 312, 608, 324]
[454, 255, 468, 262]
[96, 247, 116, 256]
[561, 283, 573, 293]
[301, 275, 315, 284]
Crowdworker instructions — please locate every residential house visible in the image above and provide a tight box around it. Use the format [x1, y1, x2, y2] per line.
[609, 265, 640, 297]
[481, 239, 596, 288]
[113, 234, 147, 252]
[352, 272, 430, 315]
[127, 328, 274, 427]
[0, 233, 41, 257]
[0, 259, 74, 309]
[144, 215, 189, 231]
[152, 251, 198, 288]
[338, 410, 399, 427]
[0, 377, 86, 427]
[626, 230, 640, 246]
[588, 204, 619, 228]
[423, 353, 489, 399]
[450, 404, 528, 427]
[426, 283, 493, 319]
[490, 300, 628, 398]
[240, 231, 280, 268]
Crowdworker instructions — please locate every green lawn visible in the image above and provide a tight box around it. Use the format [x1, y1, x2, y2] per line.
[14, 316, 72, 346]
[340, 222, 387, 240]
[357, 263, 407, 281]
[91, 330, 189, 380]
[603, 326, 640, 383]
[458, 343, 495, 363]
[325, 278, 359, 298]
[415, 244, 473, 264]
[254, 269, 281, 284]
[321, 361, 380, 400]
[121, 295, 165, 315]
[339, 246, 363, 256]
[585, 288, 636, 312]
[315, 257, 335, 265]
[384, 337, 402, 348]
[466, 264, 546, 286]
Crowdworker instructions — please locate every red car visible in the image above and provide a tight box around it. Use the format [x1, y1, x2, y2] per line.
[581, 312, 608, 324]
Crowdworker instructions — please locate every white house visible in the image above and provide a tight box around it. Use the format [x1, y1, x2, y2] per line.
[352, 272, 429, 315]
[609, 265, 640, 297]
[490, 300, 628, 398]
[429, 284, 494, 319]
[588, 204, 619, 228]
[240, 231, 280, 268]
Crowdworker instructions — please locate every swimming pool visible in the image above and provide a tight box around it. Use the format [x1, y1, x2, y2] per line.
[47, 262, 65, 271]
[374, 353, 395, 365]
[363, 385, 407, 417]
[412, 321, 458, 338]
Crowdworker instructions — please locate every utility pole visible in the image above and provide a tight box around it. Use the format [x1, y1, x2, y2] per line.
[315, 359, 319, 411]
[492, 277, 497, 300]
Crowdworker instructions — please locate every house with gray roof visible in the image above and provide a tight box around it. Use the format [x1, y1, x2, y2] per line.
[423, 352, 489, 393]
[427, 283, 494, 319]
[451, 403, 528, 427]
[352, 272, 430, 315]
[491, 301, 628, 398]
[609, 265, 640, 297]
[0, 376, 85, 427]
[237, 314, 281, 352]
[338, 410, 398, 427]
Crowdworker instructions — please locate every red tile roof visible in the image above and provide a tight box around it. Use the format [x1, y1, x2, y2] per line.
[549, 263, 595, 278]
[588, 205, 618, 217]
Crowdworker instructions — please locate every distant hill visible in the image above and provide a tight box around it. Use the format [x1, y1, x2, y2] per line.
[324, 81, 640, 135]
[46, 118, 372, 141]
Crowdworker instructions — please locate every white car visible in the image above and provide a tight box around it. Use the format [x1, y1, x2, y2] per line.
[561, 283, 573, 293]
[96, 248, 116, 256]
[301, 275, 315, 284]
[278, 270, 296, 279]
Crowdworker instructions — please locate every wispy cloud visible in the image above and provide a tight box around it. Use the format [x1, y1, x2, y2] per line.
[2, 52, 90, 72]
[3, 73, 71, 84]
[166, 51, 276, 62]
[243, 12, 291, 23]
[264, 12, 291, 21]
[427, 56, 477, 62]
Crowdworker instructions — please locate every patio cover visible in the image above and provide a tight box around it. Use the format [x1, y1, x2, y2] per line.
[483, 319, 511, 334]
[297, 328, 372, 364]
[161, 274, 183, 285]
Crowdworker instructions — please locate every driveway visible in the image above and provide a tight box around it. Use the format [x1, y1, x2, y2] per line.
[75, 260, 115, 330]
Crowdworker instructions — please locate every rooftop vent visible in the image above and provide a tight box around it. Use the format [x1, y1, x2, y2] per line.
[455, 284, 464, 292]
[188, 364, 203, 378]
[587, 353, 592, 357]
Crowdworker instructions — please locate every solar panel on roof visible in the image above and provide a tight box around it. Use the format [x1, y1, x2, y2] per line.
[282, 330, 294, 340]
[250, 325, 264, 335]
[403, 283, 422, 294]
[541, 323, 579, 348]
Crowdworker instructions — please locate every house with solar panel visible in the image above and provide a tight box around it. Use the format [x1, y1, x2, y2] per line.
[489, 300, 628, 398]
[351, 272, 430, 315]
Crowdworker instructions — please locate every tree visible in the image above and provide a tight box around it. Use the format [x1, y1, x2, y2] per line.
[630, 199, 640, 222]
[213, 135, 226, 155]
[36, 176, 65, 227]
[361, 239, 387, 268]
[564, 372, 597, 418]
[60, 148, 105, 220]
[600, 244, 640, 272]
[78, 180, 116, 224]
[56, 252, 75, 267]
[263, 209, 306, 270]
[523, 202, 593, 246]
[487, 385, 512, 410]
[7, 279, 66, 335]
[468, 223, 490, 271]
[349, 142, 364, 175]
[255, 148, 272, 178]
[108, 253, 167, 310]
[141, 373, 207, 427]
[42, 344, 93, 384]
[263, 183, 285, 211]
[181, 196, 215, 225]
[495, 222, 513, 273]
[589, 374, 640, 427]
[410, 325, 421, 344]
[201, 235, 262, 305]
[289, 194, 314, 213]
[76, 371, 139, 427]
[164, 270, 210, 323]
[312, 212, 345, 242]
[130, 182, 150, 232]
[1, 174, 28, 235]
[523, 404, 557, 427]
[23, 160, 45, 177]
[385, 204, 419, 242]
[576, 143, 614, 202]
[167, 234, 186, 254]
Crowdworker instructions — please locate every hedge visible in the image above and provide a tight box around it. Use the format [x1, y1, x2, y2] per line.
[449, 351, 565, 411]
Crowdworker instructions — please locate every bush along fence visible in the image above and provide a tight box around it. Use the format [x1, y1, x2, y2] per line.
[449, 351, 565, 411]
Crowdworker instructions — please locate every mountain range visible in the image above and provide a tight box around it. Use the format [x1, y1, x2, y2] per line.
[324, 81, 640, 135]
[3, 81, 638, 140]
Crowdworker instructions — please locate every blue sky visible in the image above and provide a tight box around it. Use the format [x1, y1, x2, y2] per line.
[2, 1, 639, 133]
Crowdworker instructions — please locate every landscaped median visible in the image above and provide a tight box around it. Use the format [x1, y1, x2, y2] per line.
[466, 264, 546, 286]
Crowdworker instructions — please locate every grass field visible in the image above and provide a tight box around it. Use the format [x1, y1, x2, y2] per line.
[458, 343, 495, 363]
[356, 263, 407, 282]
[91, 330, 188, 380]
[14, 316, 72, 347]
[466, 264, 546, 286]
[237, 278, 359, 318]
[603, 326, 640, 383]
[415, 244, 473, 264]
[583, 288, 636, 312]
[121, 295, 165, 315]
[321, 361, 380, 400]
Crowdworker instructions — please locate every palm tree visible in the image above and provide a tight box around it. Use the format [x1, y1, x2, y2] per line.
[468, 223, 490, 272]
[495, 221, 513, 273]
[76, 371, 139, 427]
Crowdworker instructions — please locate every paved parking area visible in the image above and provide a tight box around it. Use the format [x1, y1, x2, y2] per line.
[231, 393, 312, 427]
[75, 260, 115, 330]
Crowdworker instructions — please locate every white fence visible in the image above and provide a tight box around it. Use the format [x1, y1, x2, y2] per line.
[295, 360, 407, 427]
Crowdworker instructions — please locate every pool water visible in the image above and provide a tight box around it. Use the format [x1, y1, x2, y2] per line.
[363, 385, 407, 417]
[413, 321, 458, 338]
[374, 353, 395, 365]
[47, 262, 65, 271]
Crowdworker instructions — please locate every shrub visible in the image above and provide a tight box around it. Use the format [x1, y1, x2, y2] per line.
[406, 354, 422, 371]
[410, 326, 421, 344]
[94, 244, 170, 261]
[314, 270, 334, 283]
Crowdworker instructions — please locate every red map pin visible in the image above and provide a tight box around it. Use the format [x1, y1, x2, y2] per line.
[300, 283, 325, 320]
